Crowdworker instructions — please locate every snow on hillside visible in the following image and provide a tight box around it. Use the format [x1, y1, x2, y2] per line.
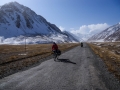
[87, 23, 120, 42]
[0, 2, 78, 44]
[0, 34, 76, 45]
[62, 31, 79, 42]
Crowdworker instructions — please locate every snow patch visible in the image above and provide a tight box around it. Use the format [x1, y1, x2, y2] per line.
[107, 27, 114, 31]
[0, 34, 78, 45]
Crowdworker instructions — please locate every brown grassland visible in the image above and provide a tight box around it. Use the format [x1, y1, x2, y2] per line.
[0, 43, 80, 78]
[88, 42, 120, 80]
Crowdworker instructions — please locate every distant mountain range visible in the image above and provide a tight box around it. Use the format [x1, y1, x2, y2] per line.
[0, 2, 79, 44]
[87, 23, 120, 42]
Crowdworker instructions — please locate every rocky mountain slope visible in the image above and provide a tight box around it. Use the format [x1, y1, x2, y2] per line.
[0, 2, 79, 44]
[87, 23, 120, 42]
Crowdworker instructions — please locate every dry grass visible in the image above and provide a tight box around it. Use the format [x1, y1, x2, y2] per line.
[88, 42, 120, 80]
[0, 43, 80, 78]
[0, 43, 80, 64]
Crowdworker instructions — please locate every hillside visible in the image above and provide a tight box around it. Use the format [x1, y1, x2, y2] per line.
[87, 23, 120, 42]
[0, 2, 79, 44]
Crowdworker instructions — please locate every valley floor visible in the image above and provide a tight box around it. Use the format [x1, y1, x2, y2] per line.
[0, 43, 120, 90]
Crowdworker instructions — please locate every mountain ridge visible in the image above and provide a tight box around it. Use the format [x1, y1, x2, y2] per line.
[0, 2, 79, 44]
[87, 23, 120, 42]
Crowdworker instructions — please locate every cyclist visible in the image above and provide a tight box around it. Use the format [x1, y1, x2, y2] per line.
[52, 42, 58, 61]
[81, 42, 83, 47]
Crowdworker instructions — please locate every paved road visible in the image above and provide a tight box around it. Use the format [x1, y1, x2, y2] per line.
[0, 43, 120, 90]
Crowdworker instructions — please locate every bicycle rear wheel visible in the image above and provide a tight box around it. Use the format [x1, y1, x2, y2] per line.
[53, 53, 57, 61]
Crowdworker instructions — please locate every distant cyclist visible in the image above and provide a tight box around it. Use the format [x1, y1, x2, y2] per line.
[52, 42, 58, 61]
[81, 42, 83, 47]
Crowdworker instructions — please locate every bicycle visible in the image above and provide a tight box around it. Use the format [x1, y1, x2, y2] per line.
[52, 49, 61, 61]
[53, 51, 58, 61]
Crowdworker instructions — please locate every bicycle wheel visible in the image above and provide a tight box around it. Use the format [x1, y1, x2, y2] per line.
[53, 53, 57, 61]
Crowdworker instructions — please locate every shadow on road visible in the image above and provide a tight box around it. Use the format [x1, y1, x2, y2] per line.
[57, 59, 76, 64]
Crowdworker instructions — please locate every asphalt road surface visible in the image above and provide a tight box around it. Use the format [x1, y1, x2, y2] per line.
[0, 43, 120, 90]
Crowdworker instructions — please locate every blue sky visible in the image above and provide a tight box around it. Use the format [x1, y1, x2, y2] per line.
[0, 0, 120, 35]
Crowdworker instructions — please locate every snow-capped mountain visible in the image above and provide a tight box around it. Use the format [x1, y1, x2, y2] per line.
[87, 23, 120, 42]
[62, 31, 79, 42]
[0, 2, 78, 44]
